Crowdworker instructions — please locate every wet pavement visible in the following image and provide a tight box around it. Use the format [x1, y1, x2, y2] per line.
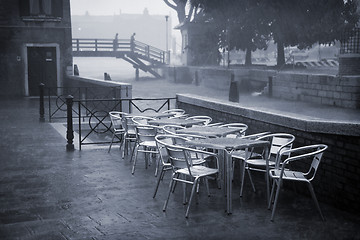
[1, 86, 360, 239]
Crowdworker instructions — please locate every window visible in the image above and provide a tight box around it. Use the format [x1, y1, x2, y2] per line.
[19, 0, 63, 19]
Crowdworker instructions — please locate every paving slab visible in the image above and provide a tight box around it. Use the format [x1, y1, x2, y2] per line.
[0, 96, 359, 239]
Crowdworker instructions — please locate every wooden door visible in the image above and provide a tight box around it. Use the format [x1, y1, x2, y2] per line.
[27, 47, 57, 96]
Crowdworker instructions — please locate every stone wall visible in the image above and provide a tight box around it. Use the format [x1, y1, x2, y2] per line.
[0, 1, 72, 98]
[177, 94, 360, 213]
[272, 73, 360, 109]
[64, 75, 132, 112]
[338, 55, 360, 75]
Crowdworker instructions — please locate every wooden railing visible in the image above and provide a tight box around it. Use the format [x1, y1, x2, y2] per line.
[72, 38, 167, 64]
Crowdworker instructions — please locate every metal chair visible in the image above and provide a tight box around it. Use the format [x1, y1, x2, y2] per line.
[162, 124, 186, 135]
[108, 111, 127, 154]
[233, 133, 295, 204]
[122, 115, 137, 157]
[185, 115, 212, 125]
[268, 144, 328, 221]
[162, 109, 186, 117]
[131, 124, 160, 175]
[219, 123, 248, 138]
[162, 143, 219, 218]
[153, 134, 209, 198]
[132, 116, 156, 126]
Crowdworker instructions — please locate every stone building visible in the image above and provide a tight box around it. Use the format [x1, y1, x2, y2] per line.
[0, 0, 73, 97]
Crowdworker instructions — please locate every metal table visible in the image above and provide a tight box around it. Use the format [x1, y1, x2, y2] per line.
[187, 137, 269, 214]
[148, 118, 205, 127]
[177, 125, 243, 138]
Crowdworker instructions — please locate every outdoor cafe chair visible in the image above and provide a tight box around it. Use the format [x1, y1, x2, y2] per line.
[233, 133, 295, 203]
[268, 144, 328, 221]
[162, 108, 186, 117]
[122, 115, 137, 157]
[162, 143, 219, 218]
[132, 116, 156, 126]
[162, 124, 186, 135]
[185, 115, 212, 125]
[108, 111, 127, 154]
[219, 123, 248, 138]
[154, 135, 208, 198]
[131, 124, 161, 175]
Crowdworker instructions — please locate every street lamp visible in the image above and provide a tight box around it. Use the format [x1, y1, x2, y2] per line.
[165, 15, 169, 52]
[165, 15, 169, 63]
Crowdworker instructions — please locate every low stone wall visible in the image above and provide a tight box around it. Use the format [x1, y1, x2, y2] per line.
[64, 75, 132, 112]
[165, 66, 273, 92]
[177, 93, 360, 213]
[272, 73, 360, 109]
[165, 65, 360, 109]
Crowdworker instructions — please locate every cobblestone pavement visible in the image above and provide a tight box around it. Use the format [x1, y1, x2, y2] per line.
[0, 84, 360, 239]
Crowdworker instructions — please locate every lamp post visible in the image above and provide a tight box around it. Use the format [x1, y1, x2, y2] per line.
[165, 15, 169, 63]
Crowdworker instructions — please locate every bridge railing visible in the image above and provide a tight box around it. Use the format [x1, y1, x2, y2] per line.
[72, 38, 167, 64]
[133, 40, 166, 64]
[72, 38, 130, 52]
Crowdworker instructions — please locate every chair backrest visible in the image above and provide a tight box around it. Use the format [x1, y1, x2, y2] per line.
[166, 145, 190, 170]
[135, 125, 158, 143]
[132, 116, 156, 126]
[257, 133, 296, 162]
[155, 134, 189, 167]
[219, 123, 248, 138]
[278, 144, 328, 181]
[186, 116, 212, 125]
[163, 124, 186, 135]
[162, 109, 186, 116]
[109, 111, 127, 131]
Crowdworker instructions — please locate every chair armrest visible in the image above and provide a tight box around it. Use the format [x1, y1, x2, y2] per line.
[279, 144, 328, 167]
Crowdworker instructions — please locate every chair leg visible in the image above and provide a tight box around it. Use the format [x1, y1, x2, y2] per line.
[205, 177, 210, 197]
[119, 136, 124, 159]
[307, 182, 325, 221]
[163, 174, 176, 212]
[240, 161, 247, 197]
[268, 178, 277, 210]
[154, 154, 160, 177]
[185, 178, 199, 218]
[130, 141, 137, 162]
[270, 179, 282, 221]
[247, 169, 256, 192]
[153, 166, 165, 198]
[131, 145, 139, 175]
[183, 175, 188, 205]
[108, 132, 116, 153]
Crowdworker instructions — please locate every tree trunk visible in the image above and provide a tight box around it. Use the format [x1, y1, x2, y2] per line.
[245, 48, 252, 66]
[277, 40, 285, 67]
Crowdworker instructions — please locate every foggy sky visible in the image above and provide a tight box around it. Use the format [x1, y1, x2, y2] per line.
[70, 0, 174, 16]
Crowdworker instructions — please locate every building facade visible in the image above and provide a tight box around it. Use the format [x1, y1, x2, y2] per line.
[0, 0, 73, 97]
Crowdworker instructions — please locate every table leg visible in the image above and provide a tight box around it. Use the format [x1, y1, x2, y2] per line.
[225, 150, 232, 214]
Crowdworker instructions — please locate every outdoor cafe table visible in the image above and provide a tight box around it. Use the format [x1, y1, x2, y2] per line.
[176, 125, 242, 138]
[128, 112, 175, 119]
[186, 137, 269, 214]
[148, 118, 205, 127]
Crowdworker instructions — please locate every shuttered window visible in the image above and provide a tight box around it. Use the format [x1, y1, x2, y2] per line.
[19, 0, 63, 18]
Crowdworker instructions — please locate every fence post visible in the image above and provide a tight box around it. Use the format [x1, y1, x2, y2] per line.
[39, 83, 45, 122]
[66, 95, 75, 151]
[228, 73, 239, 102]
[194, 70, 199, 86]
[135, 68, 139, 81]
[173, 67, 177, 83]
[268, 76, 273, 98]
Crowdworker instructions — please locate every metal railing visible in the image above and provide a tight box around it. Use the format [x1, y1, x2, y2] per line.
[39, 84, 176, 150]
